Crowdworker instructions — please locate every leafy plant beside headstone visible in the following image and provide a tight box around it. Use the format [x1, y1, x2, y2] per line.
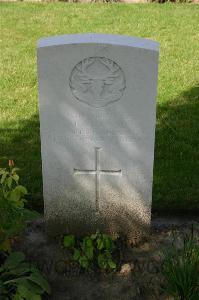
[63, 231, 117, 271]
[162, 226, 199, 300]
[0, 251, 51, 300]
[0, 160, 39, 252]
[0, 161, 51, 299]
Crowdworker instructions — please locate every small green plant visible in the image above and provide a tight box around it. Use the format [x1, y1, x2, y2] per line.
[0, 251, 51, 299]
[0, 161, 51, 299]
[162, 226, 199, 300]
[0, 160, 27, 208]
[0, 161, 40, 252]
[63, 231, 117, 271]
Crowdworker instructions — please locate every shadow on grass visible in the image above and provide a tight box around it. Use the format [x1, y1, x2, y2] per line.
[153, 85, 199, 213]
[0, 85, 198, 213]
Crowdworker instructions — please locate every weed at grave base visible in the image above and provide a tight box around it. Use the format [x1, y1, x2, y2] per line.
[162, 225, 199, 300]
[63, 231, 118, 272]
[0, 161, 51, 300]
[0, 161, 39, 252]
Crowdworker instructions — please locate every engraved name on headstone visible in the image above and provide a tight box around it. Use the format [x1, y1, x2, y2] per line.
[37, 34, 159, 239]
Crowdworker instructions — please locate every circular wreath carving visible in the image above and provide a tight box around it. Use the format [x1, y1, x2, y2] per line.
[69, 57, 126, 108]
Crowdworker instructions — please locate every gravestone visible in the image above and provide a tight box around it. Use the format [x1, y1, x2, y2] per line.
[37, 34, 159, 240]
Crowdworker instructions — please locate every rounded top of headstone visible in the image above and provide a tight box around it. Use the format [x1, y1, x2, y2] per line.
[37, 33, 159, 52]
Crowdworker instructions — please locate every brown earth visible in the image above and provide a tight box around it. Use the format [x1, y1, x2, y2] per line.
[14, 216, 199, 300]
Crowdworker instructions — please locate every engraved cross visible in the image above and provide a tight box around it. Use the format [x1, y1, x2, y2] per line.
[74, 147, 122, 212]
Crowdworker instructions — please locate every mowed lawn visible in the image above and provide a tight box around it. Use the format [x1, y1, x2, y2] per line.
[0, 3, 199, 212]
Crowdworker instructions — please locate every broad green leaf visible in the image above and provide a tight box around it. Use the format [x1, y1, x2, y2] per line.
[7, 177, 13, 188]
[90, 233, 97, 240]
[63, 235, 75, 248]
[17, 283, 41, 300]
[0, 168, 6, 175]
[97, 238, 104, 250]
[85, 246, 93, 260]
[103, 235, 111, 250]
[4, 252, 25, 270]
[84, 237, 93, 248]
[17, 199, 26, 208]
[79, 255, 89, 269]
[12, 174, 19, 183]
[8, 189, 21, 202]
[13, 292, 24, 300]
[73, 249, 80, 261]
[22, 209, 41, 221]
[10, 262, 30, 276]
[108, 259, 116, 269]
[18, 278, 44, 295]
[11, 168, 20, 174]
[15, 185, 28, 195]
[28, 272, 51, 294]
[81, 237, 93, 257]
[97, 253, 107, 269]
[1, 172, 8, 184]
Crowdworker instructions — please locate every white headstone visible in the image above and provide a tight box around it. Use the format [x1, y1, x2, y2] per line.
[37, 34, 159, 240]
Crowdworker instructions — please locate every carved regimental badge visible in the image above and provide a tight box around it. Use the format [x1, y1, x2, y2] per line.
[69, 57, 126, 108]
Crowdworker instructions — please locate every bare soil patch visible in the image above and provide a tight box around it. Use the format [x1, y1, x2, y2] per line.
[14, 216, 199, 300]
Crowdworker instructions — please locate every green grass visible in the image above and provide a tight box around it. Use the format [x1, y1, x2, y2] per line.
[0, 2, 199, 212]
[162, 227, 199, 299]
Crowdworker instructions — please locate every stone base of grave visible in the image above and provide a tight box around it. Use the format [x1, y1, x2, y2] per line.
[45, 221, 150, 245]
[45, 208, 151, 245]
